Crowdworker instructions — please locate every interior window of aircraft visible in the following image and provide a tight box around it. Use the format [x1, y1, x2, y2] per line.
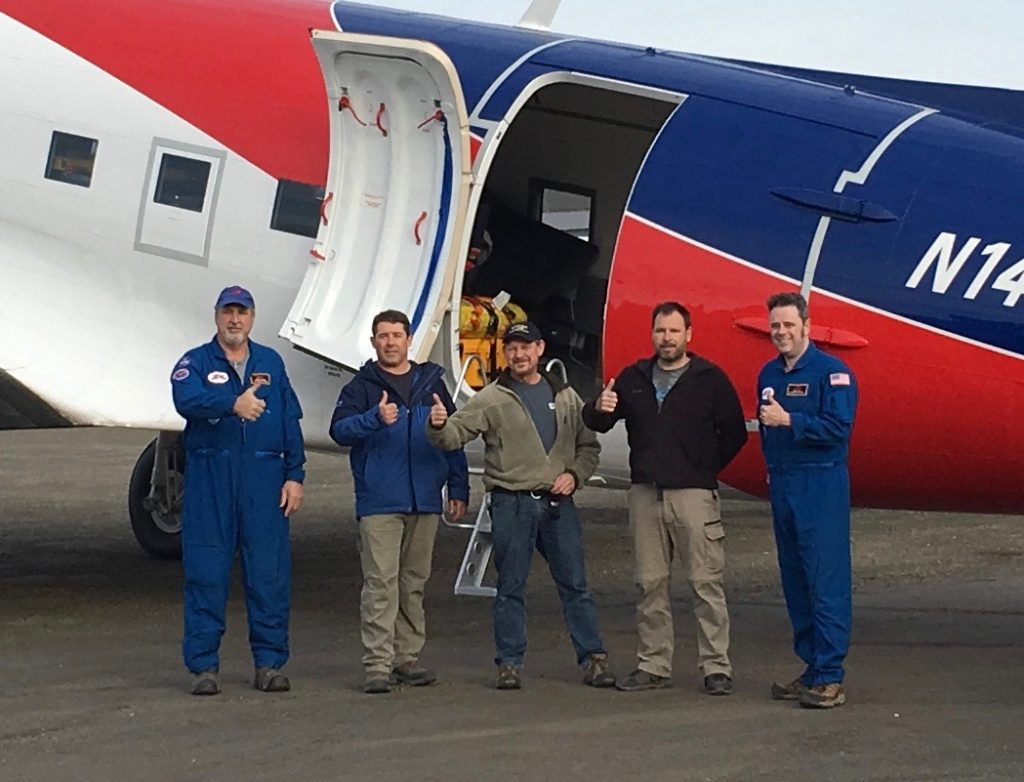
[530, 181, 595, 242]
[270, 180, 326, 238]
[153, 154, 212, 213]
[44, 131, 98, 188]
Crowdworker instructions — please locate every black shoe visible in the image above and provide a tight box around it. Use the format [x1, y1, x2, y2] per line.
[364, 673, 391, 694]
[703, 672, 733, 696]
[581, 653, 616, 688]
[496, 663, 522, 690]
[391, 661, 437, 687]
[615, 668, 672, 692]
[771, 677, 805, 701]
[191, 670, 220, 696]
[254, 667, 290, 692]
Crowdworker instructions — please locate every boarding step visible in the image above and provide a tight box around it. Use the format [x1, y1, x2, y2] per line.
[453, 495, 496, 597]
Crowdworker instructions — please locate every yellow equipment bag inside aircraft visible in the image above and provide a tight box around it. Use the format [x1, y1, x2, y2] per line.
[458, 295, 527, 388]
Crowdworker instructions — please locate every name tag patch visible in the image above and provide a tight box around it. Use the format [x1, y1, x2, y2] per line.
[207, 371, 229, 384]
[250, 372, 271, 386]
[786, 383, 809, 397]
[830, 372, 851, 386]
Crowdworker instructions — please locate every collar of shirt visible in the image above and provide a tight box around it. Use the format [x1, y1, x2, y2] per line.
[779, 342, 819, 374]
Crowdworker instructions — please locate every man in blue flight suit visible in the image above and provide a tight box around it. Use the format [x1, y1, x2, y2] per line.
[171, 286, 305, 696]
[757, 291, 858, 709]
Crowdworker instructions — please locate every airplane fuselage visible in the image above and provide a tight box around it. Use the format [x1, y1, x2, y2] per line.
[1, 0, 1022, 513]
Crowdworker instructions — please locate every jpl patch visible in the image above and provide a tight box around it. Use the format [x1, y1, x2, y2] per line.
[250, 372, 271, 386]
[172, 368, 190, 381]
[207, 371, 229, 384]
[786, 383, 809, 397]
[830, 372, 851, 386]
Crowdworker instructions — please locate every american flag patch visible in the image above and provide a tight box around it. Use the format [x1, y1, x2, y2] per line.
[830, 373, 851, 386]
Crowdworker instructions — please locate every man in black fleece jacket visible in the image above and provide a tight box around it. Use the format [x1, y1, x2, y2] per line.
[583, 302, 747, 695]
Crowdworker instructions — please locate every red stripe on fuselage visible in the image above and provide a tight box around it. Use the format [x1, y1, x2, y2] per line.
[2, 0, 335, 184]
[606, 214, 1024, 513]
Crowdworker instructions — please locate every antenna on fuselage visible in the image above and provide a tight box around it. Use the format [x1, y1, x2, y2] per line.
[517, 0, 562, 31]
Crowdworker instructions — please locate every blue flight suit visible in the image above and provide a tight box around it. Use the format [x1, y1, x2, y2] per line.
[757, 343, 857, 686]
[171, 338, 305, 674]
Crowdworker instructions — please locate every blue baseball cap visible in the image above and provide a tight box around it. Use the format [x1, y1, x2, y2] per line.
[215, 286, 255, 310]
[503, 321, 543, 343]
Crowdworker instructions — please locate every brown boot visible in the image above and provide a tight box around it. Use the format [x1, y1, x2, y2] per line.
[799, 682, 846, 709]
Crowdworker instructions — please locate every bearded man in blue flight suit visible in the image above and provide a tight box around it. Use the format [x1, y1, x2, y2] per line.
[757, 291, 858, 709]
[171, 286, 305, 696]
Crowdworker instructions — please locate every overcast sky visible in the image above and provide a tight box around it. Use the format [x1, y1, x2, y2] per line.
[350, 1, 1024, 89]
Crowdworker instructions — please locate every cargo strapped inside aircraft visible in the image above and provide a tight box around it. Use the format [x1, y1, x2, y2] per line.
[459, 294, 528, 388]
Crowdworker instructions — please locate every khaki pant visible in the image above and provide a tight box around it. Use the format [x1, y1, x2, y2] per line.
[628, 484, 731, 678]
[358, 513, 440, 674]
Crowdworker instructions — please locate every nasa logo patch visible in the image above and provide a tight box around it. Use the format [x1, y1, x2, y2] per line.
[172, 368, 190, 381]
[207, 371, 229, 384]
[760, 387, 775, 402]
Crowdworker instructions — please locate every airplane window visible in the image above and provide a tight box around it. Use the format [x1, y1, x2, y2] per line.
[270, 180, 326, 238]
[154, 154, 212, 213]
[530, 181, 594, 242]
[44, 131, 98, 188]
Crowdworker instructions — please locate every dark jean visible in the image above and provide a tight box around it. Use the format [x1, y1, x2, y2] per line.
[489, 490, 605, 667]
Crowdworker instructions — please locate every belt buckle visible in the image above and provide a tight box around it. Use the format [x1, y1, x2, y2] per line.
[529, 490, 544, 500]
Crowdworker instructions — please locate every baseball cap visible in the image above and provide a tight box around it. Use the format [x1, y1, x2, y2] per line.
[215, 286, 255, 310]
[503, 321, 543, 343]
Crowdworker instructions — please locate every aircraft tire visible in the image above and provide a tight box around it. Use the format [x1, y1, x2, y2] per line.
[128, 438, 183, 560]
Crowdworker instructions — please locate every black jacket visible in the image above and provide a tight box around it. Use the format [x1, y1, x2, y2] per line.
[582, 354, 748, 489]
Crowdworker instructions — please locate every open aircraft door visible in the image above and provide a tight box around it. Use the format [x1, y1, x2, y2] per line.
[280, 31, 472, 369]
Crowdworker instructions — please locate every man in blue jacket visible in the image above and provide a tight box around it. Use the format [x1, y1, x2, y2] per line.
[171, 286, 305, 696]
[330, 310, 469, 694]
[758, 292, 858, 709]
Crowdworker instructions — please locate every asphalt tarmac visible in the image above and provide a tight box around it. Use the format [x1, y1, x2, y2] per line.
[2, 428, 1023, 782]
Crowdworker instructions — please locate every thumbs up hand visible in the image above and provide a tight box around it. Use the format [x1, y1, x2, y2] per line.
[378, 390, 399, 426]
[429, 393, 448, 428]
[234, 383, 267, 422]
[759, 395, 791, 427]
[596, 378, 618, 413]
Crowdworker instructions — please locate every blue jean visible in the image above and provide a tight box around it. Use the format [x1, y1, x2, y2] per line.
[489, 491, 605, 666]
[769, 465, 852, 686]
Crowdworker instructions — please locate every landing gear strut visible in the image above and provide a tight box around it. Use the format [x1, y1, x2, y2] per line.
[128, 432, 184, 559]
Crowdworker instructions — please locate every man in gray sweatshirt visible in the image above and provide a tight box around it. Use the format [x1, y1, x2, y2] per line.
[427, 321, 615, 691]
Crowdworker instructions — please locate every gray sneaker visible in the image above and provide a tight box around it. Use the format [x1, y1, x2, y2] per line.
[191, 670, 220, 696]
[703, 672, 733, 696]
[616, 668, 672, 692]
[391, 661, 437, 687]
[254, 667, 290, 693]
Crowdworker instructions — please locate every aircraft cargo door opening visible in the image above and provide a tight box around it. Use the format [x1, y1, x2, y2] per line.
[460, 80, 678, 396]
